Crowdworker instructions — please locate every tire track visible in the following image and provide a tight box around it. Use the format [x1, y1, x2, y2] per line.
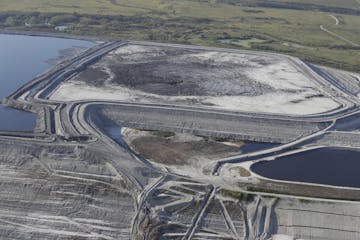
[320, 15, 359, 47]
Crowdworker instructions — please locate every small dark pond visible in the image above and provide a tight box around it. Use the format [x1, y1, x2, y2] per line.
[0, 106, 37, 132]
[251, 147, 360, 188]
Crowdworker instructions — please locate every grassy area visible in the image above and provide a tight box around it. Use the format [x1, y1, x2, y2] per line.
[219, 37, 266, 48]
[0, 0, 359, 72]
[275, 0, 359, 9]
[221, 189, 254, 203]
[149, 130, 176, 138]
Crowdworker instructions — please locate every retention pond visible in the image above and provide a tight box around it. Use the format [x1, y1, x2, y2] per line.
[0, 34, 94, 131]
[240, 142, 277, 154]
[251, 147, 360, 188]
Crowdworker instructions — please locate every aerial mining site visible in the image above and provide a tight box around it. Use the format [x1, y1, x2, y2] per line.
[1, 36, 360, 240]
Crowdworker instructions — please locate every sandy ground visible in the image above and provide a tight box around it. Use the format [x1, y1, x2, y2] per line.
[272, 234, 296, 240]
[51, 81, 338, 115]
[122, 128, 242, 177]
[50, 44, 340, 115]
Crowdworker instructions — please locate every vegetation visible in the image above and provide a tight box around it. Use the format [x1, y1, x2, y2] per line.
[299, 198, 312, 203]
[0, 0, 359, 72]
[246, 185, 360, 201]
[246, 186, 289, 195]
[149, 130, 176, 138]
[239, 0, 360, 15]
[221, 189, 254, 202]
[210, 136, 230, 142]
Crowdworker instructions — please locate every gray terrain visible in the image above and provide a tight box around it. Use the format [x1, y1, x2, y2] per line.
[1, 38, 360, 240]
[51, 43, 346, 115]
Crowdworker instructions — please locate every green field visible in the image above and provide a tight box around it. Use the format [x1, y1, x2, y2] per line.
[0, 0, 359, 72]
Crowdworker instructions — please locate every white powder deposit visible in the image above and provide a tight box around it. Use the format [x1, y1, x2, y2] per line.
[50, 44, 341, 115]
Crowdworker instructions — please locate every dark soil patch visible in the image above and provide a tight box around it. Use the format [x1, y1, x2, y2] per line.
[130, 136, 240, 165]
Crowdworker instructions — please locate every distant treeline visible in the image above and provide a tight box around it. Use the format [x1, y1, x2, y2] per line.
[0, 12, 153, 27]
[217, 0, 360, 15]
[0, 11, 213, 28]
[0, 11, 215, 44]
